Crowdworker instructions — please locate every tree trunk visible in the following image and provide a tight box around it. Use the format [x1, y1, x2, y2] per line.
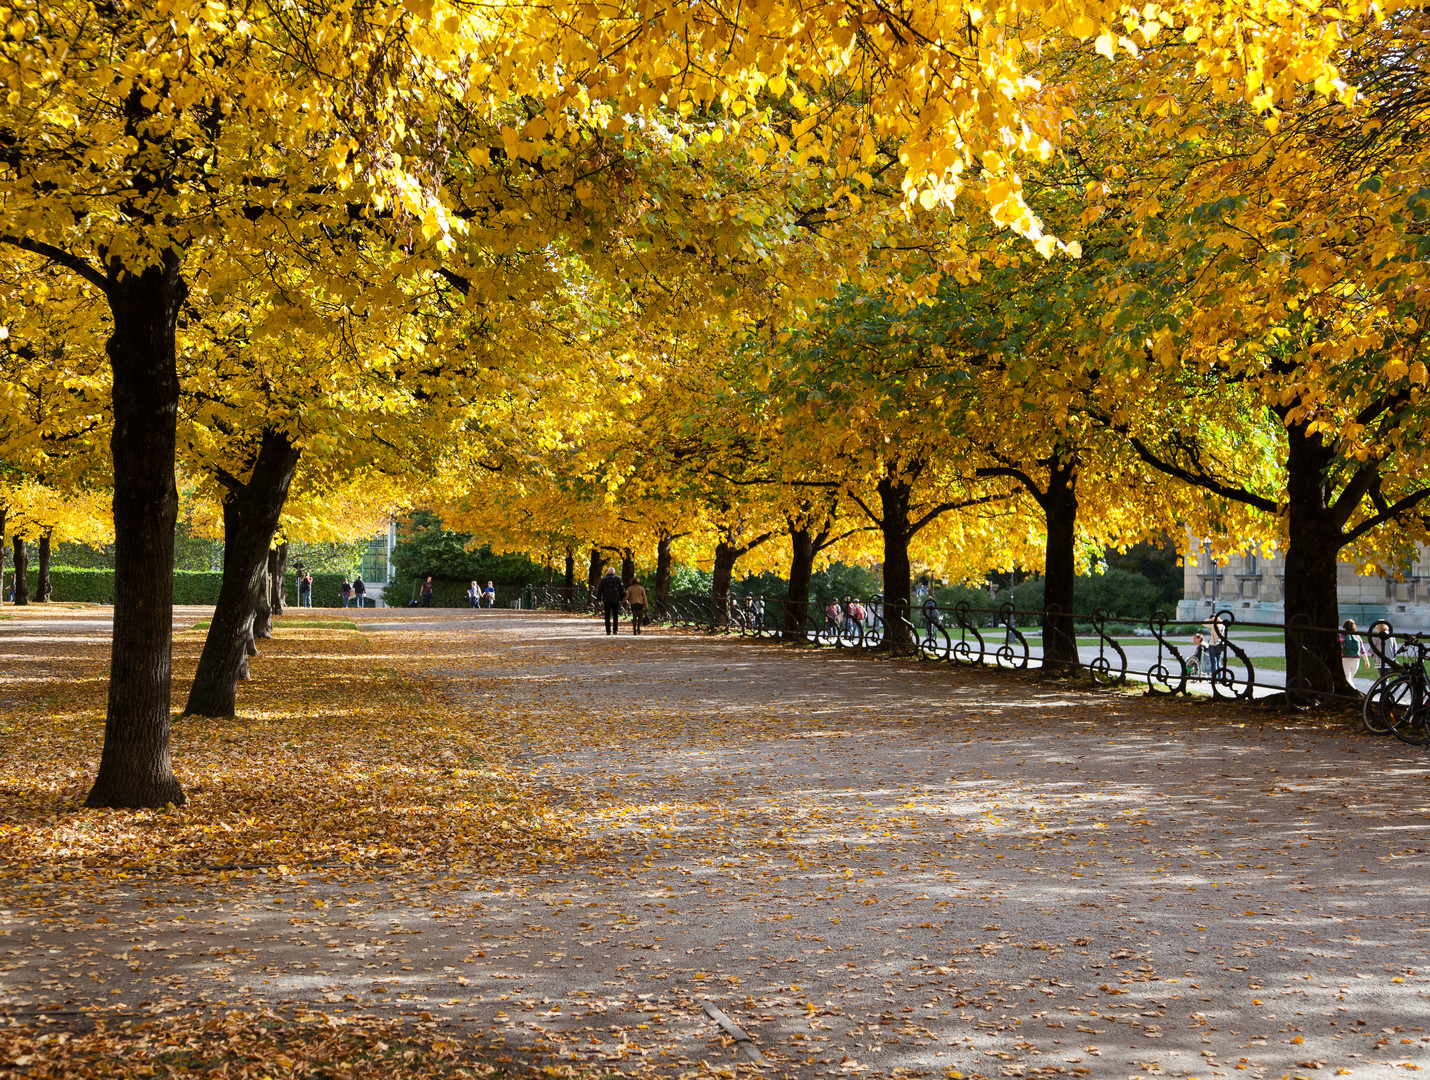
[253, 557, 273, 639]
[1283, 421, 1348, 694]
[86, 254, 187, 810]
[876, 474, 914, 648]
[621, 547, 635, 587]
[11, 536, 28, 606]
[184, 429, 301, 717]
[270, 542, 288, 615]
[563, 545, 575, 607]
[655, 533, 673, 619]
[587, 547, 602, 592]
[711, 540, 738, 629]
[783, 526, 816, 642]
[0, 505, 5, 609]
[1040, 459, 1080, 674]
[37, 530, 52, 602]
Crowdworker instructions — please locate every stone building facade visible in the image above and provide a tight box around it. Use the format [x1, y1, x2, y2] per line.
[1176, 541, 1430, 630]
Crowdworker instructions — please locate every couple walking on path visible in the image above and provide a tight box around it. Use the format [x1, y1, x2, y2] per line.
[595, 567, 646, 635]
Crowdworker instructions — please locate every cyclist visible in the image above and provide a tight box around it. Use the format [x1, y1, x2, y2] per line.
[1188, 631, 1206, 677]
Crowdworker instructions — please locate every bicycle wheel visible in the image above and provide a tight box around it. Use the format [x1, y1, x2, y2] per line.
[1384, 676, 1430, 746]
[1363, 673, 1400, 734]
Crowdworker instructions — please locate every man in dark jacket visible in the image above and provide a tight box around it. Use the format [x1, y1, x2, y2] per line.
[595, 567, 626, 635]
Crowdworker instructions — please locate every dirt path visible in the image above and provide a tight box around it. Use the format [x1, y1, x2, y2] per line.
[3, 611, 1428, 1080]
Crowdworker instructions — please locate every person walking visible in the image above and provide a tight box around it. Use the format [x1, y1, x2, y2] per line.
[484, 580, 496, 608]
[595, 566, 626, 635]
[420, 576, 434, 608]
[1368, 619, 1399, 677]
[353, 576, 366, 609]
[340, 578, 352, 608]
[1203, 614, 1227, 678]
[625, 577, 648, 634]
[467, 580, 480, 608]
[298, 572, 313, 608]
[1340, 619, 1367, 684]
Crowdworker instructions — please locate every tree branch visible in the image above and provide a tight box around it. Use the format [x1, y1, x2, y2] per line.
[1, 237, 110, 295]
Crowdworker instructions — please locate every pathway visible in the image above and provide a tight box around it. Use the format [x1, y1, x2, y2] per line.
[1, 610, 1428, 1080]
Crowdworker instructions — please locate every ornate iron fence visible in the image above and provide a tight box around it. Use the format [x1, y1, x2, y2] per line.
[533, 587, 1406, 710]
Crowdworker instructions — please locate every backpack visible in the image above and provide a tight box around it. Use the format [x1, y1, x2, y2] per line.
[1341, 634, 1361, 658]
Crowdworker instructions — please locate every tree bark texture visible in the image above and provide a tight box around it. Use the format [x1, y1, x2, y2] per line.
[269, 542, 288, 615]
[621, 547, 635, 587]
[711, 540, 738, 628]
[11, 536, 27, 606]
[185, 428, 301, 717]
[563, 545, 575, 606]
[0, 505, 5, 608]
[37, 531, 52, 601]
[1040, 457, 1080, 673]
[586, 547, 602, 593]
[876, 474, 914, 648]
[782, 527, 816, 642]
[1282, 421, 1350, 694]
[655, 533, 673, 619]
[86, 254, 187, 810]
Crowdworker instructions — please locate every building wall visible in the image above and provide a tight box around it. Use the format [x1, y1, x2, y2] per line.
[1176, 541, 1430, 630]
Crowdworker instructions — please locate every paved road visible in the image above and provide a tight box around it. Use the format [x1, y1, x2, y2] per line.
[2, 612, 1428, 1080]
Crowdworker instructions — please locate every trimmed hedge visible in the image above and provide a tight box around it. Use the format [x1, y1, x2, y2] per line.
[389, 578, 523, 608]
[48, 568, 229, 605]
[46, 567, 378, 607]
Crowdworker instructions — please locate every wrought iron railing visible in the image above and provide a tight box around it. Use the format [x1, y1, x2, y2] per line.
[532, 587, 1405, 710]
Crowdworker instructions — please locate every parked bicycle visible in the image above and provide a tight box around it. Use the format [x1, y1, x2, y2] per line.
[1366, 635, 1430, 745]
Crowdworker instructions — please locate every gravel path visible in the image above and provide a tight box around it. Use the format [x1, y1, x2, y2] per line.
[2, 611, 1428, 1080]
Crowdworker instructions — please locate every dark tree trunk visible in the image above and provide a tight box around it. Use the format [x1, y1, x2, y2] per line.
[621, 547, 635, 587]
[270, 542, 288, 615]
[876, 474, 914, 648]
[655, 533, 672, 619]
[711, 540, 738, 628]
[1040, 458, 1080, 673]
[1283, 421, 1349, 693]
[86, 254, 187, 810]
[11, 536, 28, 606]
[253, 558, 273, 639]
[587, 547, 602, 593]
[563, 545, 575, 607]
[185, 429, 301, 717]
[0, 505, 5, 608]
[783, 527, 816, 641]
[37, 531, 52, 602]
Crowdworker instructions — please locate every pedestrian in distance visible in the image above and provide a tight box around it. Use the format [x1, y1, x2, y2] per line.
[467, 580, 479, 608]
[595, 566, 626, 635]
[420, 576, 434, 608]
[1203, 614, 1227, 677]
[484, 580, 496, 608]
[340, 578, 352, 608]
[1340, 619, 1367, 684]
[1368, 619, 1399, 677]
[353, 575, 366, 609]
[625, 577, 648, 635]
[298, 572, 313, 608]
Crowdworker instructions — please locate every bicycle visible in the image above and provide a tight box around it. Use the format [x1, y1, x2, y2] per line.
[1373, 637, 1430, 746]
[919, 618, 951, 660]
